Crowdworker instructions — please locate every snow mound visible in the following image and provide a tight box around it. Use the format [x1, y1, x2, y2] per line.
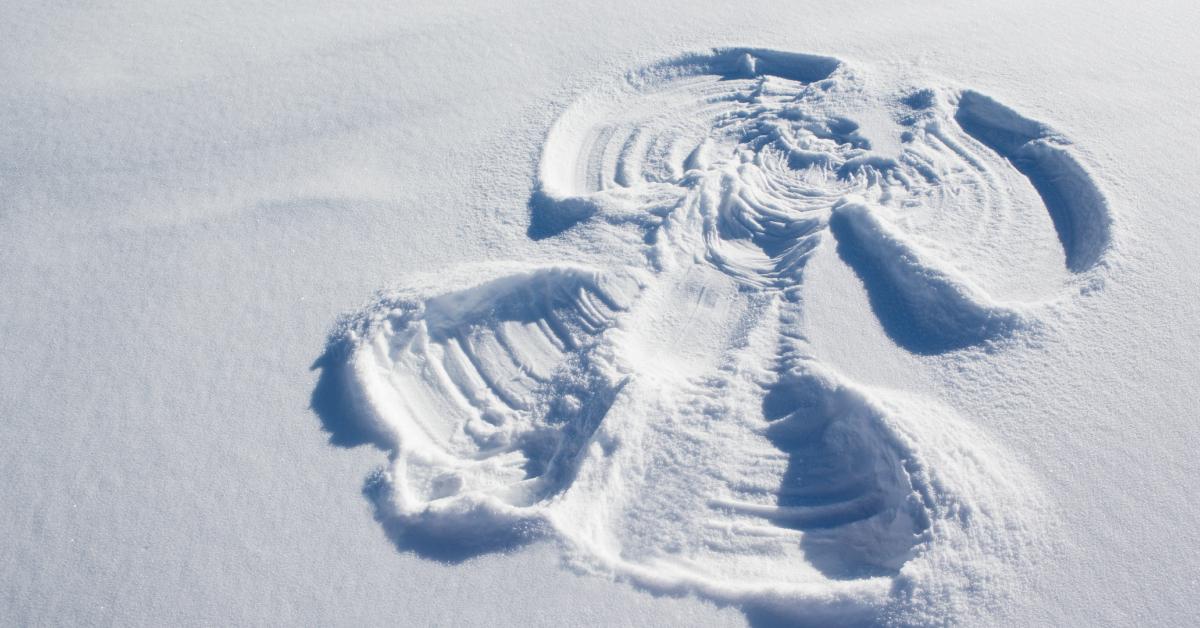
[954, 90, 1112, 272]
[829, 198, 1028, 353]
[316, 48, 1113, 624]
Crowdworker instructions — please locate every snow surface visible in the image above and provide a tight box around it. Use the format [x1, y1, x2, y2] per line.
[3, 1, 1200, 626]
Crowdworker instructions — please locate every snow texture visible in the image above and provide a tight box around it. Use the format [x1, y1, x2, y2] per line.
[6, 3, 1200, 627]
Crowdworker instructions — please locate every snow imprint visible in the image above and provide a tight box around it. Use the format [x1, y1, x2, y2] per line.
[315, 48, 1113, 625]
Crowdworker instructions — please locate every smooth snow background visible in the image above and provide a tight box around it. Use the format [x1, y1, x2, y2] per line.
[2, 1, 1198, 625]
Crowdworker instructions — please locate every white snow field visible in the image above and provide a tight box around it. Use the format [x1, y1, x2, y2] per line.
[3, 2, 1199, 627]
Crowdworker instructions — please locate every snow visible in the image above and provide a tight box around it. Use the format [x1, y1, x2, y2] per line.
[3, 1, 1200, 626]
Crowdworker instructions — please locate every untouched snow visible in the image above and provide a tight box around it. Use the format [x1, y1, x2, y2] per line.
[3, 1, 1200, 626]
